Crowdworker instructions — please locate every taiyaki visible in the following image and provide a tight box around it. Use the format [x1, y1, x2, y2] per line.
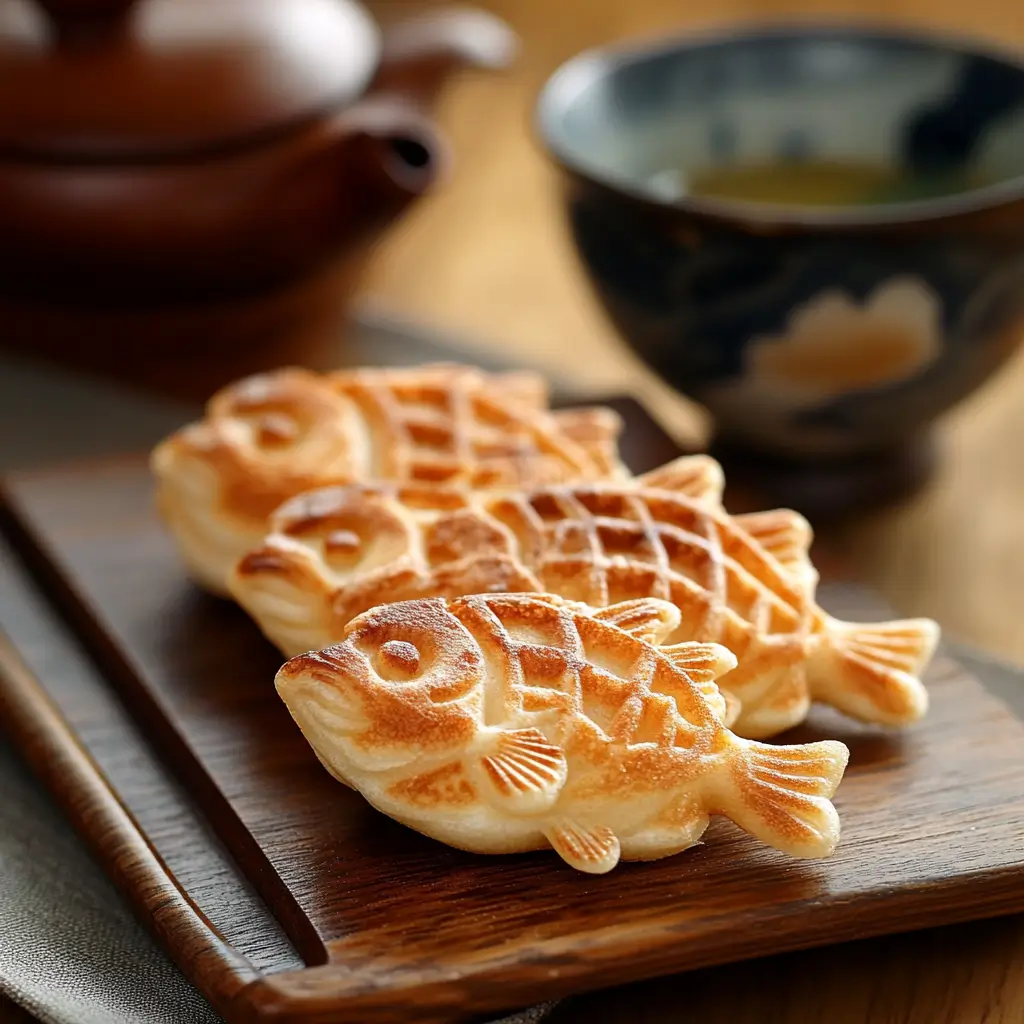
[151, 363, 627, 594]
[275, 593, 849, 873]
[233, 455, 937, 738]
[229, 455, 722, 655]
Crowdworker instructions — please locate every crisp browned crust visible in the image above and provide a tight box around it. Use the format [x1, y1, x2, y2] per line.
[326, 365, 628, 488]
[275, 592, 728, 792]
[232, 473, 812, 733]
[274, 593, 849, 872]
[236, 463, 936, 737]
[151, 364, 628, 594]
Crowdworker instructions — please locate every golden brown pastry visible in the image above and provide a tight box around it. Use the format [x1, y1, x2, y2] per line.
[233, 456, 937, 738]
[229, 455, 721, 656]
[151, 363, 628, 594]
[275, 593, 849, 873]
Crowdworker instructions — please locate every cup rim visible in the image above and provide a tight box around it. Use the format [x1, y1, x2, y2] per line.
[535, 18, 1024, 228]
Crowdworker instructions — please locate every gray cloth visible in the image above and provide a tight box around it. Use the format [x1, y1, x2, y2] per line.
[0, 739, 224, 1024]
[0, 728, 551, 1024]
[0, 323, 565, 1024]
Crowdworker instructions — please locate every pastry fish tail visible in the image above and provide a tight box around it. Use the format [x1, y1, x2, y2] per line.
[807, 616, 939, 727]
[718, 737, 849, 859]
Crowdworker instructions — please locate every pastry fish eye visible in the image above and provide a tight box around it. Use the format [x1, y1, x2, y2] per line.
[295, 506, 411, 573]
[376, 640, 422, 681]
[324, 529, 361, 557]
[255, 412, 300, 446]
[229, 396, 307, 449]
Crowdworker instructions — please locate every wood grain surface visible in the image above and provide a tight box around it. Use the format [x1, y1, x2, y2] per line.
[2, 417, 1024, 1022]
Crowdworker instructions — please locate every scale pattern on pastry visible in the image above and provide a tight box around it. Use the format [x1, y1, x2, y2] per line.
[233, 455, 937, 738]
[275, 593, 849, 873]
[151, 364, 627, 594]
[230, 455, 721, 655]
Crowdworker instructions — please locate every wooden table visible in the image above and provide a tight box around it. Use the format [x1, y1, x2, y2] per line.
[357, 0, 1024, 1020]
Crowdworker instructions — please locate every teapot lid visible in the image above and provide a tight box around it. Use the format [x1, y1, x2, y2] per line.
[0, 0, 382, 160]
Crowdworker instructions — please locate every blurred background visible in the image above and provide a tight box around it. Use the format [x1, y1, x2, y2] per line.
[360, 0, 1023, 404]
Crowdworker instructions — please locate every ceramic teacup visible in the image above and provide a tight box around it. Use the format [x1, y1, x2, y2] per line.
[538, 25, 1024, 479]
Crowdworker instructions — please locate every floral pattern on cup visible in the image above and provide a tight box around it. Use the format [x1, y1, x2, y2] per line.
[745, 277, 942, 401]
[704, 277, 944, 455]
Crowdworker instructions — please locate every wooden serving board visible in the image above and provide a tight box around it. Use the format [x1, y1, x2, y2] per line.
[2, 399, 1024, 1024]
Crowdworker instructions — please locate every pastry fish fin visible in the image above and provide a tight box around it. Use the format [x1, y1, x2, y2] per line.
[477, 728, 567, 815]
[720, 738, 850, 859]
[660, 642, 738, 723]
[807, 616, 938, 727]
[494, 370, 549, 409]
[544, 819, 621, 874]
[592, 599, 680, 644]
[661, 642, 737, 682]
[733, 509, 817, 592]
[550, 407, 626, 477]
[637, 455, 725, 506]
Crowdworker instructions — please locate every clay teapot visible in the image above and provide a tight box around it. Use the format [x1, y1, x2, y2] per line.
[0, 0, 516, 396]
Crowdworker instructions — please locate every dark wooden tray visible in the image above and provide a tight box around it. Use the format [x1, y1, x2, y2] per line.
[2, 398, 1024, 1024]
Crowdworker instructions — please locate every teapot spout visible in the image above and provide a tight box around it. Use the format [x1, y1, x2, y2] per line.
[372, 7, 518, 108]
[319, 98, 448, 245]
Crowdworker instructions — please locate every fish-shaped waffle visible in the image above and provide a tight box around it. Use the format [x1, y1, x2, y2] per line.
[233, 455, 937, 738]
[230, 455, 722, 656]
[275, 593, 849, 873]
[151, 363, 627, 594]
